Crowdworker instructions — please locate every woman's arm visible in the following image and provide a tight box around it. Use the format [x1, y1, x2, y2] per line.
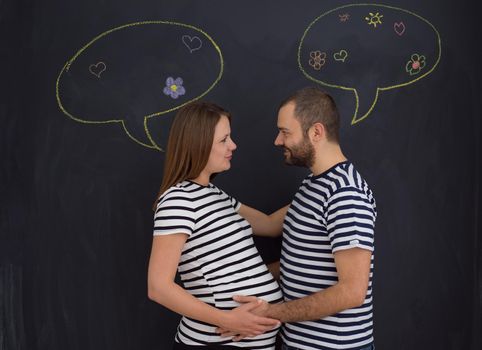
[147, 234, 280, 336]
[238, 204, 289, 237]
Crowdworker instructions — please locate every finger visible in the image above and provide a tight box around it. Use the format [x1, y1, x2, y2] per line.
[219, 331, 238, 338]
[251, 325, 279, 335]
[250, 300, 268, 312]
[215, 327, 228, 334]
[233, 333, 255, 341]
[233, 334, 249, 341]
[247, 321, 281, 335]
[237, 299, 262, 312]
[233, 295, 258, 303]
[254, 316, 281, 327]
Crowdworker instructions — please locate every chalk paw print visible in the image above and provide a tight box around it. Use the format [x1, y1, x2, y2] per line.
[309, 51, 326, 70]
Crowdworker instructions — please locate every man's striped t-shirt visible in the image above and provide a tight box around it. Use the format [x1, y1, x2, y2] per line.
[280, 161, 377, 350]
[154, 180, 283, 349]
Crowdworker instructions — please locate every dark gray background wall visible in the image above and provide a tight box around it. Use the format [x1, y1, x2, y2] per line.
[1, 0, 481, 349]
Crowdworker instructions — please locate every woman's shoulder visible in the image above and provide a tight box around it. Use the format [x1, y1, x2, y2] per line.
[158, 181, 193, 199]
[155, 181, 209, 209]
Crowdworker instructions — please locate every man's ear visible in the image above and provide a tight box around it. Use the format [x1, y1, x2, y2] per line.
[310, 122, 325, 142]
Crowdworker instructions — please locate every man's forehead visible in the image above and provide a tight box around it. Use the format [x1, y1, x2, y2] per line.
[279, 101, 296, 114]
[278, 106, 299, 128]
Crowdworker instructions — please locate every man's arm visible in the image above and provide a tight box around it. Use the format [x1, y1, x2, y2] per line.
[238, 204, 289, 237]
[235, 247, 371, 322]
[267, 261, 280, 281]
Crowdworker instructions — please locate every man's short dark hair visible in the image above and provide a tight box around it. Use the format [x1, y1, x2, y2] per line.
[279, 87, 340, 143]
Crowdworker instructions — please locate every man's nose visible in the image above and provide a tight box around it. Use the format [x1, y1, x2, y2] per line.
[274, 133, 283, 146]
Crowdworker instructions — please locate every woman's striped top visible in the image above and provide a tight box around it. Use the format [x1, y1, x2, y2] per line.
[154, 180, 282, 349]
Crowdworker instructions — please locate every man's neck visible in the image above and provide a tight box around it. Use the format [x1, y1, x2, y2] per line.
[310, 143, 347, 176]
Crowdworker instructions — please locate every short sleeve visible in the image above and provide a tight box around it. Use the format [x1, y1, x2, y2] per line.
[216, 186, 241, 211]
[232, 197, 241, 212]
[326, 186, 376, 253]
[153, 190, 196, 236]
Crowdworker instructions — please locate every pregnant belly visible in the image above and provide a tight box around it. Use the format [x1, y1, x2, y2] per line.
[210, 275, 282, 310]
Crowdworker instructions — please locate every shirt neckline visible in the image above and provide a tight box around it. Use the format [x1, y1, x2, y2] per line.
[311, 160, 350, 180]
[184, 180, 214, 189]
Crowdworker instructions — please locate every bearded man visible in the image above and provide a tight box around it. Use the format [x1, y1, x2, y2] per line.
[227, 87, 377, 350]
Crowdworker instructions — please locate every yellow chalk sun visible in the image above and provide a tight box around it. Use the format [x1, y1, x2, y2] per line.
[365, 12, 383, 28]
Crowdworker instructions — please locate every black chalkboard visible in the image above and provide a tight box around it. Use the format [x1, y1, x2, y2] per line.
[1, 0, 481, 349]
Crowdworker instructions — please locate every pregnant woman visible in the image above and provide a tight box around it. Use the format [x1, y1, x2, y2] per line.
[148, 101, 287, 350]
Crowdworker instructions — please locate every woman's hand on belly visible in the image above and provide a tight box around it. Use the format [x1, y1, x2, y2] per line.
[217, 298, 279, 339]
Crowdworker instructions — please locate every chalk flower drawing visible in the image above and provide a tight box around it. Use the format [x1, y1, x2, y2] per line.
[339, 13, 350, 22]
[405, 54, 426, 75]
[309, 51, 326, 70]
[163, 77, 186, 99]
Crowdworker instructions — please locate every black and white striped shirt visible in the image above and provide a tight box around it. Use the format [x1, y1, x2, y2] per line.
[154, 180, 283, 349]
[280, 161, 377, 350]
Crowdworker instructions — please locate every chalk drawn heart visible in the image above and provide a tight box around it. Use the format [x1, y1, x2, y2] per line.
[394, 22, 406, 36]
[182, 35, 202, 53]
[333, 50, 348, 62]
[89, 62, 106, 78]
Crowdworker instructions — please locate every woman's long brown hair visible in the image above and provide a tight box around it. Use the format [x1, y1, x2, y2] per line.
[153, 101, 231, 210]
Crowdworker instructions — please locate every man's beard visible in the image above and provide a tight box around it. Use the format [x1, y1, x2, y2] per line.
[283, 138, 315, 168]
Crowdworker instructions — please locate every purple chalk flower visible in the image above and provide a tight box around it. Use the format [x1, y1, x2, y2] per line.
[163, 77, 186, 99]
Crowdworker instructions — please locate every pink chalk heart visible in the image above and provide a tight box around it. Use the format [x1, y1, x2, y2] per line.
[394, 22, 406, 36]
[89, 62, 106, 78]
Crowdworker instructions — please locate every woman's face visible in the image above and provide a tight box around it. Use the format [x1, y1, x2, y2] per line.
[203, 115, 237, 176]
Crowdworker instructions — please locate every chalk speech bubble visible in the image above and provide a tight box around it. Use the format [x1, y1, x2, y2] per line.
[298, 4, 441, 124]
[56, 21, 223, 150]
